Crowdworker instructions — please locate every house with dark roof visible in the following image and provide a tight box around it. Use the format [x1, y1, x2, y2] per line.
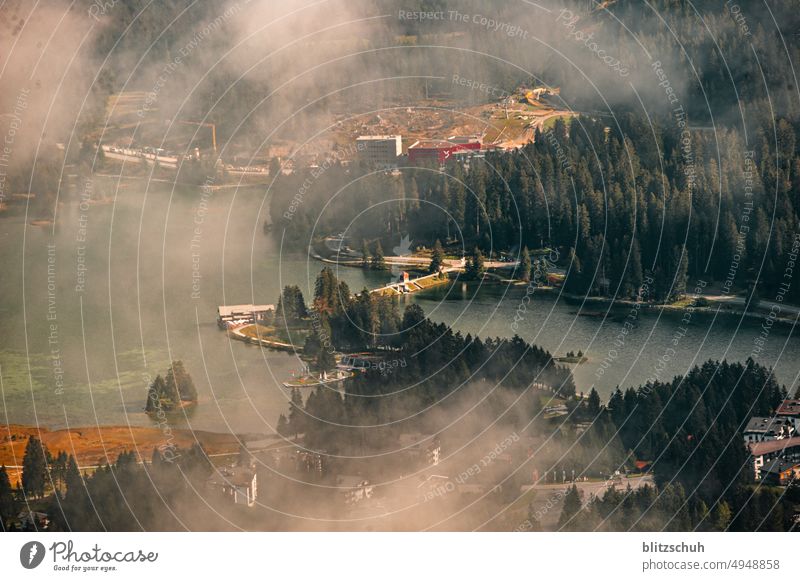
[743, 416, 795, 443]
[760, 459, 800, 486]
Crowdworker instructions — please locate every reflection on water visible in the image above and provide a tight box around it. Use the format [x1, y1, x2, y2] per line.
[0, 178, 797, 433]
[0, 178, 388, 433]
[411, 281, 799, 398]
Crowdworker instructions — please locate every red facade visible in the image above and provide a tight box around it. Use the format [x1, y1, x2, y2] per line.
[407, 140, 481, 164]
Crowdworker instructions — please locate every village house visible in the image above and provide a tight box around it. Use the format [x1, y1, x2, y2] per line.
[743, 416, 796, 443]
[18, 510, 49, 530]
[748, 436, 800, 480]
[760, 459, 800, 486]
[206, 465, 258, 507]
[398, 433, 441, 467]
[338, 475, 374, 505]
[776, 399, 800, 429]
[216, 304, 275, 328]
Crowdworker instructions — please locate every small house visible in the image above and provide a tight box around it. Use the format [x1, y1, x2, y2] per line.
[206, 465, 258, 507]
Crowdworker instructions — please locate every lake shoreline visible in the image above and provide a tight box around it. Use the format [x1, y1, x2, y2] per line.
[308, 252, 799, 329]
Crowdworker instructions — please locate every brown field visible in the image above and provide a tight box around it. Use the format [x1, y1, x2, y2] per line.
[0, 424, 241, 485]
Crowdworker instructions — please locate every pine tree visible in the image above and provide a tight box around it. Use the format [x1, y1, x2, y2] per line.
[465, 247, 486, 280]
[371, 241, 386, 270]
[708, 501, 732, 531]
[52, 450, 68, 494]
[587, 388, 601, 416]
[303, 332, 321, 358]
[145, 374, 167, 412]
[22, 436, 48, 499]
[316, 343, 337, 372]
[150, 447, 164, 471]
[0, 465, 15, 530]
[277, 414, 290, 437]
[164, 361, 190, 404]
[564, 247, 584, 294]
[429, 239, 444, 274]
[558, 484, 583, 531]
[361, 239, 371, 269]
[520, 246, 532, 282]
[314, 267, 338, 313]
[278, 286, 308, 323]
[288, 388, 305, 440]
[64, 455, 82, 498]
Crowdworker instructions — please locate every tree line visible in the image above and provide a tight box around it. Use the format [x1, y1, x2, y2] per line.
[277, 268, 575, 452]
[529, 359, 798, 531]
[1, 437, 217, 531]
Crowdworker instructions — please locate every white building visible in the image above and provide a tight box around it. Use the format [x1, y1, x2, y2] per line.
[207, 465, 258, 507]
[749, 436, 800, 480]
[338, 475, 374, 505]
[356, 135, 402, 168]
[398, 433, 441, 466]
[217, 304, 274, 327]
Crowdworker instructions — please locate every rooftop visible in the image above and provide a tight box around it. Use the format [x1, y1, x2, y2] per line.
[408, 139, 456, 149]
[744, 416, 794, 433]
[447, 135, 480, 144]
[761, 458, 800, 474]
[356, 135, 401, 140]
[217, 304, 275, 317]
[777, 399, 800, 416]
[207, 466, 256, 488]
[749, 436, 800, 457]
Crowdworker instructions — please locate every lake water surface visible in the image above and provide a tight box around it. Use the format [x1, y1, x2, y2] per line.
[0, 177, 797, 434]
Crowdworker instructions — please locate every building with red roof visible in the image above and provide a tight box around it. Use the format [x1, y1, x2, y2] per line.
[407, 136, 481, 165]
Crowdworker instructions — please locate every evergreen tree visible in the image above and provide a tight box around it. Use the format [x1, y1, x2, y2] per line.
[564, 247, 584, 294]
[520, 246, 532, 282]
[316, 343, 337, 372]
[465, 247, 486, 280]
[587, 388, 601, 416]
[277, 286, 308, 323]
[371, 241, 387, 270]
[314, 267, 339, 314]
[429, 239, 445, 274]
[707, 501, 732, 531]
[361, 239, 371, 269]
[145, 374, 166, 412]
[51, 451, 68, 494]
[64, 455, 82, 498]
[288, 388, 305, 440]
[558, 484, 583, 531]
[22, 436, 48, 499]
[0, 465, 15, 530]
[277, 413, 290, 437]
[166, 360, 196, 403]
[303, 332, 321, 359]
[162, 369, 180, 407]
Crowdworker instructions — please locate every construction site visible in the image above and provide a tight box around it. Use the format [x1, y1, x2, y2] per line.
[96, 84, 574, 176]
[331, 85, 571, 153]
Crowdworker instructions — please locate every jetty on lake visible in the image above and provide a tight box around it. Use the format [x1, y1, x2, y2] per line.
[370, 269, 456, 296]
